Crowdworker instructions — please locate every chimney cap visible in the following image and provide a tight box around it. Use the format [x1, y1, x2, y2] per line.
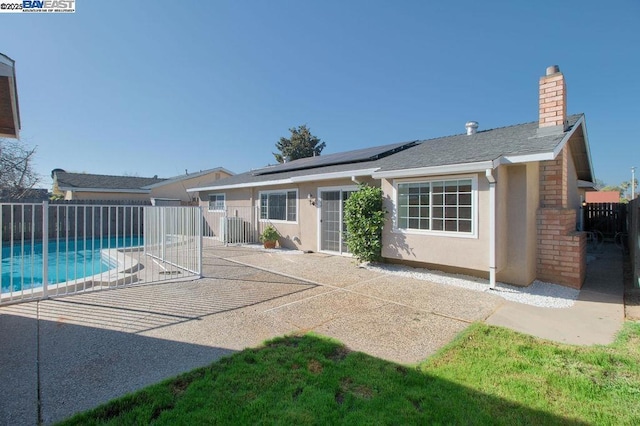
[546, 65, 560, 76]
[465, 121, 479, 135]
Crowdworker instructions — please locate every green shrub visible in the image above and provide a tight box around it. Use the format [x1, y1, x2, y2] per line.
[260, 225, 280, 242]
[343, 184, 386, 262]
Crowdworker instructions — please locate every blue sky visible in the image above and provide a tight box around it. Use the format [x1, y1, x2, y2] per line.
[2, 1, 639, 188]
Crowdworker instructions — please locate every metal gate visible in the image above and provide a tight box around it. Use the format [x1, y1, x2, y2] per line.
[201, 206, 263, 247]
[1, 203, 202, 305]
[583, 202, 627, 240]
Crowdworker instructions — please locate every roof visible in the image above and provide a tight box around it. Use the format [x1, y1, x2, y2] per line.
[189, 113, 593, 192]
[0, 52, 20, 139]
[55, 171, 166, 192]
[376, 114, 582, 172]
[254, 141, 417, 176]
[585, 191, 620, 203]
[143, 167, 234, 189]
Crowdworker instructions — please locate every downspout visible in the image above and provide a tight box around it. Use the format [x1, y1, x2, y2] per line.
[351, 176, 360, 185]
[485, 168, 497, 289]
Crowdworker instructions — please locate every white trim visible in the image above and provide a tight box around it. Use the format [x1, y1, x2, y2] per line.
[291, 168, 379, 183]
[258, 188, 298, 224]
[59, 187, 151, 194]
[391, 174, 479, 239]
[496, 152, 555, 165]
[187, 168, 379, 192]
[552, 114, 584, 159]
[576, 115, 595, 181]
[373, 162, 493, 179]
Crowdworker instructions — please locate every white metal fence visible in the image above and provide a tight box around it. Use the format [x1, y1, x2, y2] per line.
[1, 202, 202, 305]
[202, 206, 265, 247]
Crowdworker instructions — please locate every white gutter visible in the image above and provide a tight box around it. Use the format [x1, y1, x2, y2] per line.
[372, 161, 494, 179]
[485, 168, 497, 289]
[59, 187, 151, 194]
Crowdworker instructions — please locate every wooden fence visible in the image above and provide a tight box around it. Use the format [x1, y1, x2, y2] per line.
[1, 203, 145, 242]
[629, 198, 639, 289]
[583, 202, 627, 239]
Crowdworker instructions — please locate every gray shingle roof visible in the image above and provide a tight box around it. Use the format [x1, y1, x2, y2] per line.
[55, 172, 166, 190]
[191, 114, 584, 190]
[376, 114, 582, 172]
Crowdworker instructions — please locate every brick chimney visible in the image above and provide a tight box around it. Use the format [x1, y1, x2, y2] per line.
[539, 65, 567, 130]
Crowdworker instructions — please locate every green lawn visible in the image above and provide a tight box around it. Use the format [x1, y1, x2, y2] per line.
[60, 322, 640, 425]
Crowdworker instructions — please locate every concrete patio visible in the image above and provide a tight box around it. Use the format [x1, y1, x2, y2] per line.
[0, 244, 625, 425]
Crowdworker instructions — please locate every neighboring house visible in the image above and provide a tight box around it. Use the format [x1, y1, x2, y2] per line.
[189, 65, 594, 289]
[52, 168, 233, 204]
[585, 191, 620, 203]
[0, 52, 20, 139]
[0, 188, 49, 202]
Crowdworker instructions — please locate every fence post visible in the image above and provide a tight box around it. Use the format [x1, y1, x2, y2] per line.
[198, 206, 203, 278]
[41, 201, 48, 299]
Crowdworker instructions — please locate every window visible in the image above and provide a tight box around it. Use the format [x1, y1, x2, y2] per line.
[397, 178, 474, 234]
[208, 193, 225, 211]
[260, 190, 297, 222]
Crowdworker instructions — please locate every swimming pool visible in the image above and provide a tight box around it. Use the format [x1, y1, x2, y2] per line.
[1, 236, 143, 293]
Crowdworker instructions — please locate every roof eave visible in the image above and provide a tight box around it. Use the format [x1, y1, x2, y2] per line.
[58, 187, 151, 194]
[187, 168, 380, 192]
[372, 161, 495, 179]
[0, 53, 20, 139]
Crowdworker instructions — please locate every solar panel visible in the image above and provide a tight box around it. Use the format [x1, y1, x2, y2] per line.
[254, 141, 417, 176]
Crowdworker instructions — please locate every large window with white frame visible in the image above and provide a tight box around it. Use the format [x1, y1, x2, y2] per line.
[396, 177, 474, 234]
[208, 193, 225, 211]
[260, 189, 297, 222]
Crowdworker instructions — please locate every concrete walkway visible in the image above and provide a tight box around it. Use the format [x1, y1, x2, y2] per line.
[0, 244, 625, 425]
[486, 244, 625, 345]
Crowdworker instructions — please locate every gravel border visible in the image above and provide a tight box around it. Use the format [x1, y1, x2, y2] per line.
[364, 263, 579, 308]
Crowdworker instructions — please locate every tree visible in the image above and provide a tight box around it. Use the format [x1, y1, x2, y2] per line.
[273, 125, 326, 163]
[0, 138, 40, 199]
[343, 183, 386, 263]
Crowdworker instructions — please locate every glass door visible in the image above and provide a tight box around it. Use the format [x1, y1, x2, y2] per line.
[320, 189, 355, 254]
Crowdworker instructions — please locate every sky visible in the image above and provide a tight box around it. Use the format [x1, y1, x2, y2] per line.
[1, 1, 639, 189]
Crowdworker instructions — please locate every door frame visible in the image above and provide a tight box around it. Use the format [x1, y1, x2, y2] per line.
[316, 185, 358, 255]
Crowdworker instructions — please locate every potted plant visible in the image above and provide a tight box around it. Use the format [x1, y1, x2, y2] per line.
[260, 225, 280, 249]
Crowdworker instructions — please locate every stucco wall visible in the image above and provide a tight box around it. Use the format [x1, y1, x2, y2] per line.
[496, 163, 540, 285]
[198, 176, 377, 251]
[380, 173, 490, 274]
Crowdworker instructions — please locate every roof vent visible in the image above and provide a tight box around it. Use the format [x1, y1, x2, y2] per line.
[465, 121, 478, 135]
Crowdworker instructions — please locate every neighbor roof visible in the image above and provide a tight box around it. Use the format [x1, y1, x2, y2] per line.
[143, 167, 234, 189]
[55, 171, 166, 192]
[189, 114, 592, 192]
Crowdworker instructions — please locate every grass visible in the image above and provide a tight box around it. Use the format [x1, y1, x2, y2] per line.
[59, 323, 640, 425]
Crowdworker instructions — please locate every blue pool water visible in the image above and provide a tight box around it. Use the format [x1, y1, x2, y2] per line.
[1, 236, 142, 293]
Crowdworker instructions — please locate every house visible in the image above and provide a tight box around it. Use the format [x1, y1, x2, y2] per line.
[189, 65, 594, 289]
[52, 168, 233, 204]
[585, 191, 620, 203]
[0, 52, 20, 139]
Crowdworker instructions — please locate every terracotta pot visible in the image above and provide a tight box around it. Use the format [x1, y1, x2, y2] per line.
[263, 240, 277, 249]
